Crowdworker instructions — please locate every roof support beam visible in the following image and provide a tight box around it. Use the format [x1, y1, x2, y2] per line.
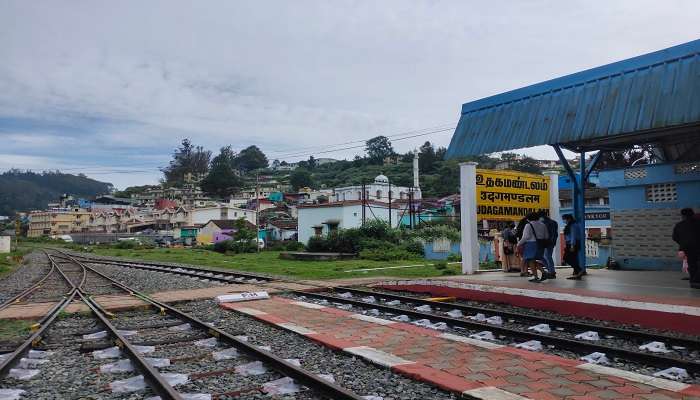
[552, 144, 587, 270]
[584, 151, 603, 182]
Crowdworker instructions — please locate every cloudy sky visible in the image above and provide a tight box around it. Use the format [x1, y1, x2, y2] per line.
[1, 1, 699, 189]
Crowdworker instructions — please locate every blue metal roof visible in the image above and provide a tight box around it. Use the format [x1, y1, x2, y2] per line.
[446, 39, 700, 158]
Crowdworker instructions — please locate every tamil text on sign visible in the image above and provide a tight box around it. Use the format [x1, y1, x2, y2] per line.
[476, 169, 550, 221]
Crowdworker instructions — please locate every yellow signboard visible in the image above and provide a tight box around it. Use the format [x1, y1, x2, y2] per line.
[476, 169, 550, 221]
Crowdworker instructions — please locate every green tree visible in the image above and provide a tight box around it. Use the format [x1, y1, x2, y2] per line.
[365, 136, 394, 164]
[418, 141, 437, 173]
[234, 145, 268, 172]
[290, 169, 314, 191]
[201, 146, 243, 197]
[511, 156, 543, 174]
[161, 138, 212, 186]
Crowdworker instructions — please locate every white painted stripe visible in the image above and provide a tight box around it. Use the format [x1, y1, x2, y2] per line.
[344, 346, 414, 368]
[439, 333, 504, 349]
[277, 322, 317, 335]
[463, 386, 528, 399]
[350, 314, 396, 325]
[290, 301, 326, 310]
[377, 279, 700, 317]
[577, 363, 690, 392]
[234, 307, 268, 316]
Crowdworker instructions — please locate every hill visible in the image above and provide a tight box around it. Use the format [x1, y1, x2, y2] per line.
[0, 170, 113, 215]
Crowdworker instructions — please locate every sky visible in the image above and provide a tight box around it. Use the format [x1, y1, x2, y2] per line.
[1, 1, 699, 189]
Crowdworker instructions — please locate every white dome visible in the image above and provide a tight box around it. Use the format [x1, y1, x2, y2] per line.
[374, 174, 389, 183]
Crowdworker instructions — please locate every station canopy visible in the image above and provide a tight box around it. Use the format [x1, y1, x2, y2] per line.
[446, 39, 700, 161]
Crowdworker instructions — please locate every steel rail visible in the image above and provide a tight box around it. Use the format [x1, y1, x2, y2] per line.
[42, 251, 184, 400]
[0, 258, 57, 311]
[335, 286, 700, 349]
[56, 251, 365, 400]
[65, 252, 273, 282]
[75, 289, 184, 400]
[0, 251, 79, 378]
[292, 290, 700, 374]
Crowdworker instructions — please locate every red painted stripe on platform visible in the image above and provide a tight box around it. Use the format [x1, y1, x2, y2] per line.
[380, 284, 700, 335]
[392, 363, 483, 393]
[681, 385, 700, 396]
[391, 322, 442, 337]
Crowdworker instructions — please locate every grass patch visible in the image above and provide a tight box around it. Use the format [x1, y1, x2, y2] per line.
[82, 247, 465, 280]
[0, 248, 29, 279]
[0, 319, 35, 341]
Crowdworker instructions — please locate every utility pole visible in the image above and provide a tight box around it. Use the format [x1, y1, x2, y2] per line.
[388, 179, 392, 228]
[361, 182, 366, 226]
[255, 173, 260, 253]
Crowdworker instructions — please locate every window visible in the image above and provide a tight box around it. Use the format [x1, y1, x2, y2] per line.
[645, 183, 677, 203]
[376, 190, 382, 199]
[313, 226, 323, 236]
[400, 192, 405, 200]
[220, 208, 228, 219]
[357, 191, 362, 200]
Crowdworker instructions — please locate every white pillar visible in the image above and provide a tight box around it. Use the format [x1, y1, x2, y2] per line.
[545, 170, 562, 266]
[413, 153, 420, 189]
[459, 162, 479, 274]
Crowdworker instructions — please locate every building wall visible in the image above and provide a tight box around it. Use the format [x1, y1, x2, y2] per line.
[190, 207, 256, 225]
[29, 209, 91, 237]
[297, 203, 405, 244]
[598, 162, 700, 270]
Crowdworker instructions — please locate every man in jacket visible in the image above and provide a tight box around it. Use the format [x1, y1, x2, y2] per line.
[673, 208, 700, 289]
[539, 211, 559, 279]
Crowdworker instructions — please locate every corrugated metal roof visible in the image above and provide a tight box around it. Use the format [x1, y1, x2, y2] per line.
[446, 39, 700, 158]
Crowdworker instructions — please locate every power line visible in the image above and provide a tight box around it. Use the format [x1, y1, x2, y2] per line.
[266, 123, 454, 157]
[272, 127, 454, 159]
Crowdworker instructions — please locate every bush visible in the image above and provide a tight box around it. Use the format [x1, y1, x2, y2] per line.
[359, 220, 400, 243]
[400, 239, 425, 256]
[414, 225, 460, 242]
[433, 260, 448, 270]
[306, 236, 330, 252]
[213, 240, 256, 254]
[114, 240, 137, 249]
[284, 241, 305, 251]
[446, 253, 462, 262]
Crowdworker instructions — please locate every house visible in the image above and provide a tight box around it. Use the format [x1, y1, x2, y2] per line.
[178, 226, 200, 245]
[297, 200, 408, 244]
[189, 205, 256, 226]
[197, 219, 257, 244]
[266, 220, 297, 241]
[331, 174, 421, 204]
[28, 208, 91, 237]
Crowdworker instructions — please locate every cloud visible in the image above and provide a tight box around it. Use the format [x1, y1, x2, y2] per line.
[1, 0, 699, 188]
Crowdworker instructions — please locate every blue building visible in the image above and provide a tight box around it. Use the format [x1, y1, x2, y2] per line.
[598, 162, 700, 270]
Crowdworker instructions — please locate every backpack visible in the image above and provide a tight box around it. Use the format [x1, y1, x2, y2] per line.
[528, 222, 549, 250]
[543, 218, 558, 247]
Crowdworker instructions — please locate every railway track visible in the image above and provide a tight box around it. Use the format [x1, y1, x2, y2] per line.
[288, 287, 700, 381]
[0, 251, 365, 399]
[63, 251, 274, 284]
[0, 258, 55, 312]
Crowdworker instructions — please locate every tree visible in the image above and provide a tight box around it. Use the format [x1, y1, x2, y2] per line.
[161, 139, 212, 186]
[290, 169, 314, 191]
[418, 141, 437, 173]
[596, 145, 656, 170]
[233, 145, 268, 172]
[365, 136, 395, 164]
[510, 156, 543, 174]
[307, 156, 317, 170]
[200, 146, 243, 197]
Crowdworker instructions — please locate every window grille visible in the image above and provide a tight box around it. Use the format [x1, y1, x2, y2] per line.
[624, 168, 647, 179]
[645, 183, 677, 203]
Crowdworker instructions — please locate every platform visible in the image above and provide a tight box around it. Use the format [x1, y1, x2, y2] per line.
[221, 296, 700, 400]
[371, 268, 700, 335]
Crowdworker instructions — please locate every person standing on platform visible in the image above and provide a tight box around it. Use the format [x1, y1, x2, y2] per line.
[515, 217, 529, 276]
[563, 214, 583, 280]
[516, 212, 548, 282]
[501, 223, 520, 272]
[540, 211, 559, 279]
[673, 208, 700, 289]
